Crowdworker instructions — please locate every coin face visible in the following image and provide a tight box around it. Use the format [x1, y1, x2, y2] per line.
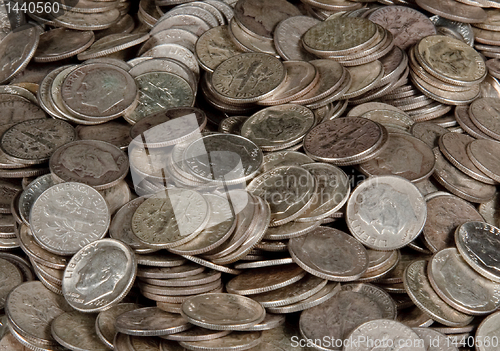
[368, 6, 436, 49]
[423, 194, 484, 253]
[6, 281, 73, 344]
[359, 133, 435, 182]
[234, 0, 301, 38]
[211, 53, 285, 103]
[195, 25, 244, 72]
[455, 221, 500, 283]
[403, 260, 474, 327]
[476, 311, 500, 351]
[0, 119, 75, 165]
[181, 293, 266, 330]
[428, 248, 500, 315]
[0, 258, 22, 310]
[115, 307, 191, 336]
[241, 104, 315, 151]
[303, 117, 387, 165]
[62, 238, 137, 313]
[347, 175, 427, 250]
[30, 182, 110, 255]
[132, 189, 210, 248]
[184, 133, 263, 184]
[274, 16, 319, 61]
[467, 139, 500, 183]
[95, 303, 141, 348]
[303, 17, 377, 53]
[49, 140, 129, 190]
[51, 311, 108, 351]
[289, 227, 368, 281]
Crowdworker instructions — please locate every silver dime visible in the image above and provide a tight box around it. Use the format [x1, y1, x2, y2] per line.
[184, 133, 263, 184]
[178, 331, 262, 351]
[62, 239, 137, 313]
[30, 182, 109, 255]
[428, 248, 500, 315]
[289, 226, 368, 282]
[51, 311, 107, 351]
[274, 16, 319, 61]
[115, 307, 191, 336]
[132, 189, 210, 248]
[476, 311, 500, 351]
[403, 260, 474, 327]
[0, 258, 23, 310]
[195, 25, 244, 72]
[455, 221, 500, 283]
[181, 293, 266, 330]
[5, 281, 73, 346]
[75, 121, 132, 150]
[50, 140, 129, 190]
[347, 175, 427, 250]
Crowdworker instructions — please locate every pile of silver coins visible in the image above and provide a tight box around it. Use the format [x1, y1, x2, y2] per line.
[4, 0, 500, 350]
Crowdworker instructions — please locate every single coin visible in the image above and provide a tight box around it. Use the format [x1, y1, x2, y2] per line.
[34, 28, 95, 62]
[181, 293, 266, 330]
[50, 140, 129, 190]
[241, 104, 315, 151]
[0, 23, 41, 84]
[428, 248, 500, 315]
[179, 331, 262, 351]
[247, 166, 316, 226]
[5, 281, 73, 346]
[61, 63, 138, 120]
[96, 303, 141, 349]
[131, 189, 209, 248]
[439, 133, 495, 185]
[289, 226, 368, 281]
[455, 221, 500, 283]
[115, 307, 191, 336]
[219, 116, 248, 134]
[211, 53, 285, 104]
[0, 258, 23, 310]
[360, 109, 414, 133]
[368, 6, 436, 49]
[423, 194, 484, 253]
[345, 319, 425, 351]
[226, 264, 306, 295]
[30, 182, 109, 255]
[347, 175, 427, 250]
[476, 311, 500, 351]
[303, 117, 388, 165]
[416, 36, 486, 86]
[124, 72, 195, 125]
[469, 98, 500, 140]
[234, 0, 301, 38]
[432, 149, 496, 203]
[467, 139, 500, 183]
[0, 119, 75, 165]
[273, 16, 319, 61]
[358, 133, 435, 182]
[184, 133, 263, 184]
[62, 239, 137, 313]
[410, 121, 449, 148]
[343, 61, 384, 99]
[403, 260, 474, 327]
[51, 311, 107, 351]
[303, 17, 377, 55]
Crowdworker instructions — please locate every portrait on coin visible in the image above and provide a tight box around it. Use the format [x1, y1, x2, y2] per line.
[425, 40, 473, 77]
[301, 233, 355, 272]
[467, 229, 500, 273]
[377, 138, 423, 175]
[60, 144, 120, 178]
[357, 184, 417, 237]
[75, 247, 128, 305]
[76, 70, 127, 113]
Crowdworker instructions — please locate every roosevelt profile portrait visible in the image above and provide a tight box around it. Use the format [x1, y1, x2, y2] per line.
[76, 70, 128, 114]
[61, 145, 120, 178]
